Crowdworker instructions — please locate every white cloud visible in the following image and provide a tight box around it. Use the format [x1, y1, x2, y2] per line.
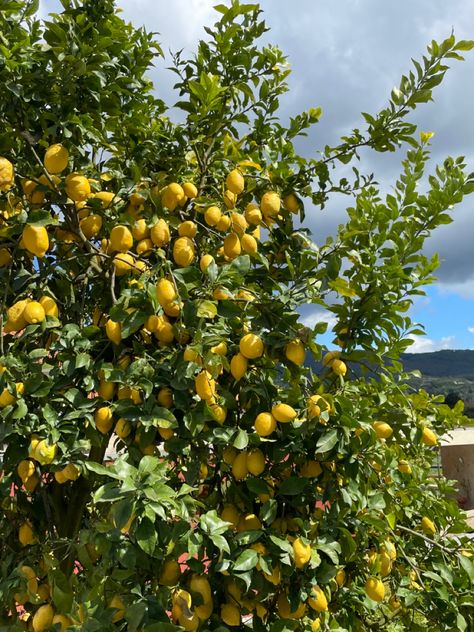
[468, 327, 474, 334]
[408, 334, 455, 353]
[438, 279, 474, 300]
[300, 309, 338, 331]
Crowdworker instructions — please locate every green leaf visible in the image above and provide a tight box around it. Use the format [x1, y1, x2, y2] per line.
[233, 548, 258, 572]
[233, 428, 249, 449]
[135, 516, 157, 555]
[278, 477, 307, 496]
[200, 510, 233, 536]
[196, 299, 218, 319]
[315, 429, 338, 454]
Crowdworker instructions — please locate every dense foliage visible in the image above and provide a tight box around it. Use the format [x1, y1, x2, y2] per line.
[0, 1, 473, 631]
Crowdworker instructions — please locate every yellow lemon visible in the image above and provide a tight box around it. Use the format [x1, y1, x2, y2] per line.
[221, 603, 240, 627]
[322, 351, 340, 366]
[421, 427, 437, 446]
[178, 220, 197, 238]
[157, 387, 174, 408]
[261, 191, 281, 217]
[4, 299, 29, 332]
[200, 254, 214, 272]
[95, 406, 113, 434]
[110, 225, 133, 252]
[0, 157, 14, 191]
[182, 182, 198, 198]
[32, 439, 57, 465]
[300, 461, 322, 478]
[115, 418, 132, 439]
[373, 421, 393, 439]
[216, 214, 231, 231]
[17, 460, 35, 482]
[19, 521, 36, 546]
[241, 233, 258, 254]
[156, 278, 177, 306]
[283, 192, 300, 214]
[226, 169, 245, 195]
[231, 451, 248, 480]
[44, 143, 69, 174]
[159, 559, 181, 586]
[365, 576, 385, 602]
[277, 592, 306, 619]
[245, 203, 262, 225]
[263, 564, 281, 585]
[308, 585, 328, 612]
[162, 182, 185, 210]
[80, 213, 102, 238]
[285, 339, 305, 365]
[293, 538, 312, 568]
[108, 594, 126, 623]
[421, 516, 436, 535]
[237, 513, 261, 531]
[239, 333, 264, 359]
[221, 504, 240, 529]
[39, 296, 58, 317]
[150, 218, 171, 246]
[32, 603, 54, 632]
[195, 370, 216, 401]
[246, 449, 265, 476]
[0, 247, 12, 266]
[398, 460, 412, 474]
[223, 189, 236, 209]
[51, 614, 72, 631]
[331, 358, 347, 376]
[132, 219, 149, 240]
[62, 463, 80, 481]
[22, 225, 49, 258]
[23, 301, 46, 324]
[210, 403, 227, 424]
[272, 403, 297, 423]
[223, 232, 241, 259]
[105, 319, 121, 345]
[173, 236, 195, 267]
[204, 205, 222, 227]
[93, 190, 116, 209]
[254, 412, 276, 437]
[230, 212, 248, 235]
[65, 173, 91, 201]
[230, 353, 248, 380]
[113, 252, 135, 275]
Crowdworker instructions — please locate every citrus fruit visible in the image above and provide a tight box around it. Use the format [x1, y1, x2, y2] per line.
[272, 403, 297, 422]
[261, 191, 281, 216]
[308, 585, 328, 612]
[173, 236, 195, 267]
[285, 339, 305, 365]
[365, 576, 385, 602]
[254, 412, 276, 437]
[44, 143, 69, 173]
[0, 157, 14, 191]
[23, 301, 46, 324]
[239, 333, 264, 359]
[65, 173, 91, 201]
[22, 225, 49, 257]
[226, 169, 245, 195]
[150, 218, 171, 246]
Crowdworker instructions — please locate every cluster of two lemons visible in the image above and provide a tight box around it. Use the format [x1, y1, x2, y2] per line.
[171, 574, 213, 631]
[3, 294, 58, 333]
[322, 350, 347, 377]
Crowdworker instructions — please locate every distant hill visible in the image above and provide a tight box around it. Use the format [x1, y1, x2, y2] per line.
[307, 349, 474, 417]
[401, 350, 474, 380]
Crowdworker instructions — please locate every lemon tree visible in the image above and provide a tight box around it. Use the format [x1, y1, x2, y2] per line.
[0, 1, 474, 631]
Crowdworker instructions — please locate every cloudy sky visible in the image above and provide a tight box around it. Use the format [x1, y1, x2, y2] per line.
[39, 0, 474, 352]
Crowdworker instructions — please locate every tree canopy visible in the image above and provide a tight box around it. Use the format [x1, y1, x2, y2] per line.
[0, 1, 474, 631]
